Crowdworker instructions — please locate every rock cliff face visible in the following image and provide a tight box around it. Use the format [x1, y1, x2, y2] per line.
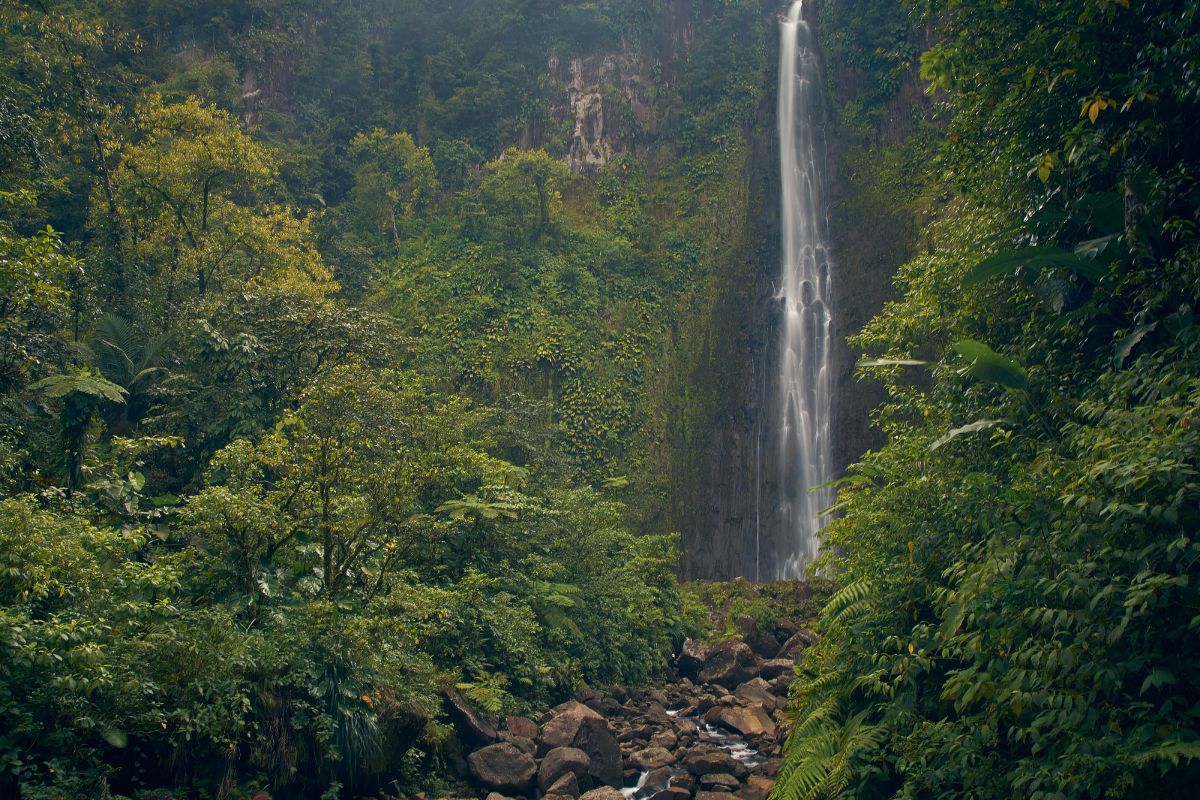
[676, 8, 923, 580]
[487, 2, 914, 580]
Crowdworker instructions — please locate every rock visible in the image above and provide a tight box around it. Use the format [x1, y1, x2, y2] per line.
[734, 678, 779, 711]
[696, 793, 738, 800]
[685, 750, 741, 777]
[776, 628, 819, 659]
[699, 640, 760, 688]
[677, 637, 709, 679]
[484, 793, 511, 800]
[648, 688, 670, 707]
[738, 777, 776, 800]
[546, 769, 584, 798]
[700, 773, 741, 790]
[734, 614, 757, 639]
[709, 705, 776, 738]
[542, 701, 605, 751]
[768, 674, 795, 698]
[643, 767, 674, 793]
[539, 747, 592, 794]
[630, 746, 675, 771]
[644, 703, 672, 725]
[673, 772, 697, 791]
[506, 715, 538, 740]
[499, 732, 536, 755]
[573, 715, 623, 787]
[444, 688, 499, 746]
[650, 729, 678, 750]
[650, 789, 691, 800]
[758, 659, 795, 680]
[467, 743, 536, 793]
[578, 788, 624, 800]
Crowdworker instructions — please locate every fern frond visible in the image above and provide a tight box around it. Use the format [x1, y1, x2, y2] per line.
[822, 577, 875, 632]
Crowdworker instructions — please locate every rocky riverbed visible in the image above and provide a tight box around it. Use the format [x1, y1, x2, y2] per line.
[433, 617, 818, 800]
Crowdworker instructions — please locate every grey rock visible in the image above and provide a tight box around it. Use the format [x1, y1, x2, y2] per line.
[578, 788, 625, 800]
[444, 688, 499, 746]
[539, 747, 592, 794]
[630, 745, 675, 771]
[467, 742, 536, 793]
[699, 640, 760, 688]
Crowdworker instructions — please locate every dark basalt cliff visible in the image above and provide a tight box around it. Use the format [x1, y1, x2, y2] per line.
[675, 5, 925, 579]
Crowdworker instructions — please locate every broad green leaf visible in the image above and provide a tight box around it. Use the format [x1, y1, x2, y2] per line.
[953, 339, 1029, 391]
[963, 247, 1103, 287]
[1074, 234, 1120, 264]
[857, 357, 929, 368]
[101, 727, 128, 748]
[1140, 667, 1177, 695]
[1113, 322, 1156, 367]
[30, 373, 129, 404]
[930, 419, 1009, 450]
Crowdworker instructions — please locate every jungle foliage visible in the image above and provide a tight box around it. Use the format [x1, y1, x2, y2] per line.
[0, 0, 773, 797]
[781, 1, 1200, 798]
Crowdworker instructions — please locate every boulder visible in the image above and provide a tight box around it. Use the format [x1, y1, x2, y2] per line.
[734, 614, 757, 640]
[546, 770, 581, 799]
[485, 793, 511, 800]
[776, 628, 818, 659]
[578, 788, 624, 800]
[644, 703, 672, 725]
[539, 747, 592, 794]
[685, 749, 741, 777]
[650, 729, 678, 750]
[699, 640, 760, 688]
[677, 638, 709, 679]
[542, 701, 605, 751]
[768, 674, 794, 698]
[758, 659, 795, 680]
[467, 743, 536, 793]
[630, 745, 675, 771]
[642, 767, 674, 793]
[506, 715, 538, 740]
[700, 773, 741, 791]
[709, 705, 776, 739]
[573, 715, 623, 787]
[499, 732, 536, 755]
[696, 792, 739, 800]
[738, 777, 776, 800]
[734, 678, 779, 711]
[444, 688, 499, 746]
[650, 789, 691, 800]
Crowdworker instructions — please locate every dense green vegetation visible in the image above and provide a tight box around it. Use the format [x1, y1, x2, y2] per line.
[0, 0, 775, 797]
[6, 0, 1199, 797]
[781, 0, 1200, 798]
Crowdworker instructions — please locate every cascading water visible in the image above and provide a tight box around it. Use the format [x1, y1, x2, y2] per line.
[771, 0, 833, 579]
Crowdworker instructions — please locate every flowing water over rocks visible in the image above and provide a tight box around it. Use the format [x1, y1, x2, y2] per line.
[433, 623, 815, 800]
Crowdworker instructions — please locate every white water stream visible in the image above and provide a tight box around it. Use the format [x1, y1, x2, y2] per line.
[770, 0, 833, 579]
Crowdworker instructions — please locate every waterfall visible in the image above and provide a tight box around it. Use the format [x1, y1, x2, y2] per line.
[773, 0, 833, 579]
